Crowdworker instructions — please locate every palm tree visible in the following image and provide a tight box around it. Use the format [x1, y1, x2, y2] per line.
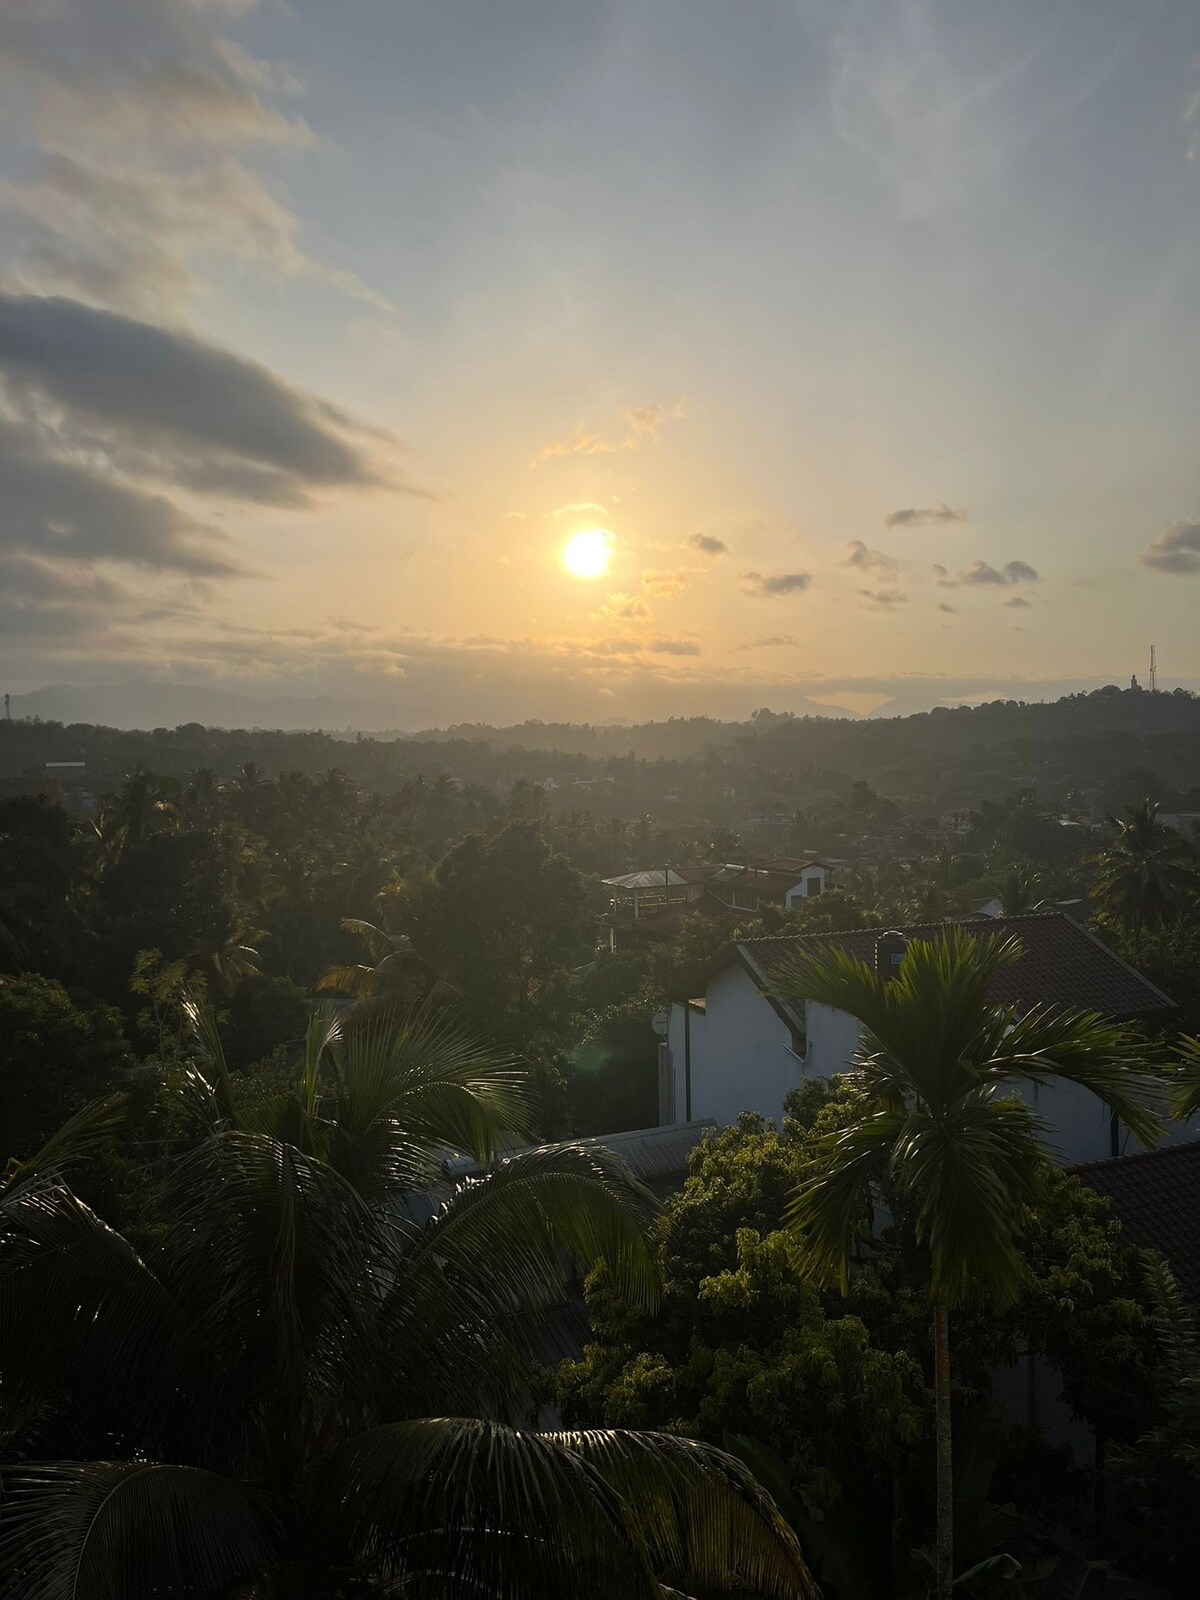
[0, 1005, 816, 1599]
[992, 863, 1045, 916]
[98, 769, 176, 858]
[1090, 799, 1200, 931]
[315, 917, 448, 1006]
[774, 928, 1160, 1600]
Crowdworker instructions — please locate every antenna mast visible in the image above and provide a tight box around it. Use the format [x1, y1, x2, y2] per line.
[1149, 644, 1157, 693]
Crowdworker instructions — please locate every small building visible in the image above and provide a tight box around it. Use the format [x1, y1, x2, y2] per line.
[662, 913, 1178, 1166]
[1073, 1141, 1200, 1302]
[601, 859, 837, 950]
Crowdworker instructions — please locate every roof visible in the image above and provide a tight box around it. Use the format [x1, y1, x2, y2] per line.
[603, 868, 692, 890]
[1072, 1142, 1200, 1302]
[677, 913, 1174, 1024]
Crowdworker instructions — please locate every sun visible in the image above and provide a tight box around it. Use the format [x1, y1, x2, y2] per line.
[561, 527, 612, 579]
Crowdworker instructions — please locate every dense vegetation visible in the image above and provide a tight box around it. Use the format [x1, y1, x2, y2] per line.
[3, 690, 1200, 1595]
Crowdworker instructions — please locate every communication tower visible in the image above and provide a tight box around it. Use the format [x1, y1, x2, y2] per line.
[1149, 644, 1157, 693]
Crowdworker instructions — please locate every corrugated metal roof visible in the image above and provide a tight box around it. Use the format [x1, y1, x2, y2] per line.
[603, 868, 691, 889]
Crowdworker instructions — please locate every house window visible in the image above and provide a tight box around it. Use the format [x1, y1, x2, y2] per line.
[732, 887, 758, 910]
[803, 875, 823, 896]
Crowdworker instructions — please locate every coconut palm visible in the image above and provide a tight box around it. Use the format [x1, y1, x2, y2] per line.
[1090, 799, 1200, 931]
[992, 863, 1045, 916]
[0, 1004, 816, 1600]
[774, 928, 1161, 1600]
[315, 917, 448, 1007]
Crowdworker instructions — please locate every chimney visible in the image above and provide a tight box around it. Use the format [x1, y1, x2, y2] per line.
[875, 930, 908, 981]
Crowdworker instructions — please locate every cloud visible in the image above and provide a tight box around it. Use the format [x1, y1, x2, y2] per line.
[843, 539, 899, 576]
[1002, 560, 1039, 583]
[939, 559, 1039, 588]
[0, 153, 388, 318]
[0, 1, 311, 155]
[1142, 520, 1200, 574]
[0, 413, 243, 577]
[742, 570, 812, 598]
[885, 501, 967, 528]
[594, 593, 652, 623]
[642, 568, 696, 598]
[858, 587, 907, 608]
[936, 602, 957, 614]
[735, 635, 802, 650]
[0, 292, 400, 508]
[1004, 596, 1032, 609]
[531, 400, 684, 467]
[689, 532, 729, 556]
[648, 638, 701, 656]
[0, 3, 388, 321]
[552, 501, 608, 519]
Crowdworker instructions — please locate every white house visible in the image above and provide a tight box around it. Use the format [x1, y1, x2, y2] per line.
[602, 858, 835, 950]
[661, 912, 1179, 1167]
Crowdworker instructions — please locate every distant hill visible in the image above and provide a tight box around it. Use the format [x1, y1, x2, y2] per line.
[7, 682, 424, 734]
[3, 686, 1200, 810]
[5, 682, 860, 738]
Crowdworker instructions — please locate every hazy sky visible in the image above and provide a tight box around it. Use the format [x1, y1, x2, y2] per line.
[2, 0, 1200, 725]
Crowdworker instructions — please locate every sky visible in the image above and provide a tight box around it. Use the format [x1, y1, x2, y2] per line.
[2, 0, 1200, 727]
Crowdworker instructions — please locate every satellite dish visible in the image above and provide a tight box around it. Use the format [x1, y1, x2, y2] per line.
[651, 1010, 669, 1037]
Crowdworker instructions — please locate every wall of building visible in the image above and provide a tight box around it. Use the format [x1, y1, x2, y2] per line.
[664, 956, 1177, 1167]
[667, 963, 806, 1127]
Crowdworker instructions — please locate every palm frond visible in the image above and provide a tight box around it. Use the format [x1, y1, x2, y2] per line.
[2, 1094, 125, 1195]
[320, 1418, 659, 1598]
[551, 1429, 821, 1600]
[0, 1461, 279, 1600]
[1172, 1034, 1200, 1122]
[340, 916, 397, 960]
[416, 1142, 660, 1314]
[0, 1185, 182, 1450]
[159, 1131, 383, 1417]
[180, 989, 237, 1122]
[323, 1008, 529, 1197]
[989, 1004, 1164, 1148]
[314, 963, 377, 998]
[321, 1419, 817, 1600]
[785, 1108, 905, 1291]
[892, 1093, 1050, 1307]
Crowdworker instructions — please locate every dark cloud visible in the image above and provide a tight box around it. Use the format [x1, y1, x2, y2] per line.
[844, 539, 899, 576]
[884, 500, 967, 528]
[1142, 520, 1200, 574]
[649, 638, 702, 655]
[936, 602, 957, 613]
[689, 532, 729, 556]
[858, 587, 907, 608]
[1004, 596, 1033, 609]
[742, 570, 812, 597]
[940, 559, 1039, 588]
[0, 293, 387, 502]
[0, 414, 242, 576]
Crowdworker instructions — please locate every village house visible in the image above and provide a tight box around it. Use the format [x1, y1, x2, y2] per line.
[661, 912, 1180, 1166]
[601, 858, 836, 950]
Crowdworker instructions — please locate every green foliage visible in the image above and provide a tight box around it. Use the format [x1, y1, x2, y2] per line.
[0, 975, 135, 1162]
[0, 1006, 815, 1600]
[560, 1087, 1175, 1599]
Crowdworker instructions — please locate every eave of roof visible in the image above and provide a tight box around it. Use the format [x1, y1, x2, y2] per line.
[670, 912, 1174, 1022]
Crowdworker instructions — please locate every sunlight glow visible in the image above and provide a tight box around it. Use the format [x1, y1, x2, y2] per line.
[561, 527, 613, 579]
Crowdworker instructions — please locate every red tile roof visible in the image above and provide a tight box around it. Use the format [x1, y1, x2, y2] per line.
[1072, 1142, 1200, 1302]
[683, 913, 1173, 1022]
